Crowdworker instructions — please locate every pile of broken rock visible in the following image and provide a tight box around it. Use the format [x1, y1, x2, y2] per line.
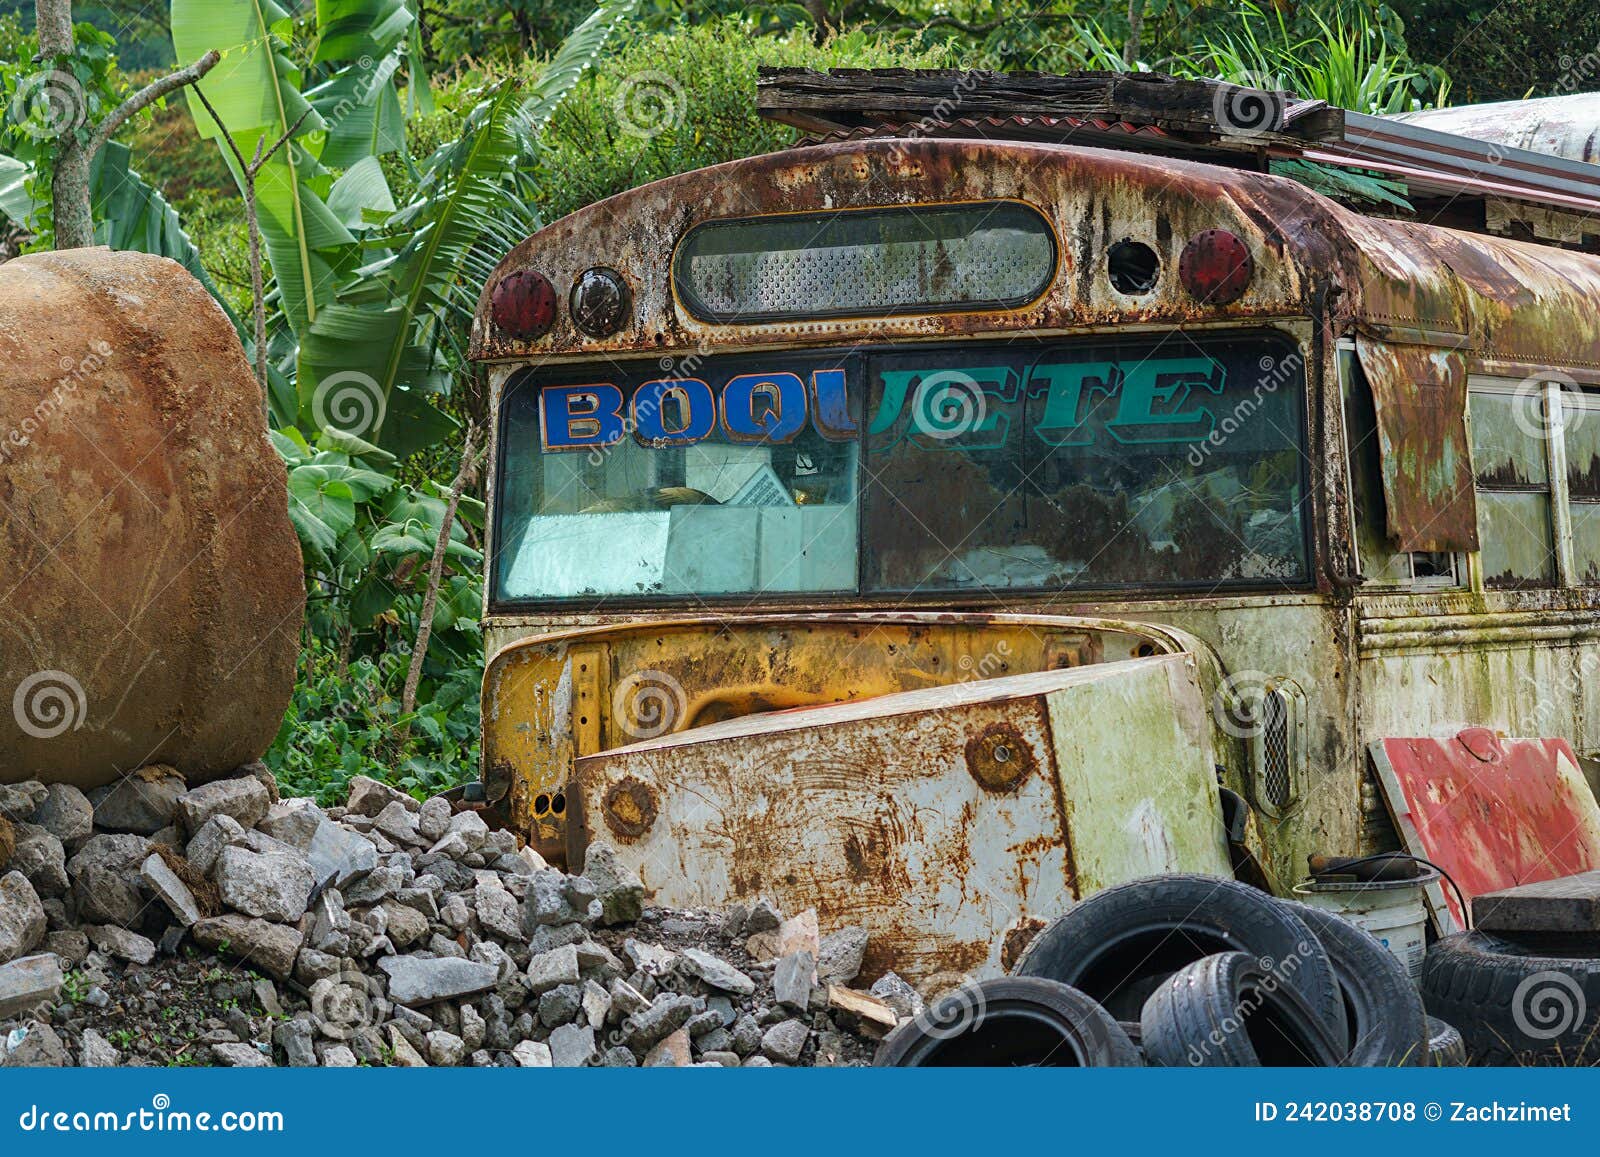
[0, 767, 915, 1067]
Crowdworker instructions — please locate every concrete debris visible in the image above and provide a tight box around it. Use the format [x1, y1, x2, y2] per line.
[0, 871, 46, 964]
[140, 853, 202, 926]
[88, 765, 187, 835]
[0, 783, 48, 823]
[175, 777, 271, 835]
[0, 773, 883, 1068]
[28, 784, 94, 849]
[0, 954, 61, 1019]
[869, 971, 924, 1021]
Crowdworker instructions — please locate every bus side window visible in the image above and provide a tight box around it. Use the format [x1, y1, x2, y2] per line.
[1468, 382, 1557, 590]
[1562, 392, 1600, 584]
[1339, 346, 1458, 587]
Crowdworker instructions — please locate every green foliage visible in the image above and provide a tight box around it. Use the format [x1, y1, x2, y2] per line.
[0, 21, 129, 241]
[173, 0, 355, 341]
[267, 632, 481, 804]
[530, 18, 958, 225]
[1173, 3, 1449, 114]
[1405, 0, 1600, 102]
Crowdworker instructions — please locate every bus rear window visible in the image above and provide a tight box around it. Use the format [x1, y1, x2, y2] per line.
[491, 332, 1308, 605]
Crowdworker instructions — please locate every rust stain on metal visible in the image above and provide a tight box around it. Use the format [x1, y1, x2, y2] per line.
[1000, 916, 1047, 972]
[965, 721, 1035, 792]
[1355, 338, 1477, 553]
[482, 612, 1195, 861]
[472, 136, 1600, 386]
[601, 776, 658, 840]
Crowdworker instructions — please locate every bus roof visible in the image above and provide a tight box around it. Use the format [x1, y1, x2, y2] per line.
[471, 135, 1600, 382]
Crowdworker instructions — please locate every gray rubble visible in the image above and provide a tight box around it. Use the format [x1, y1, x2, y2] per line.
[0, 769, 896, 1067]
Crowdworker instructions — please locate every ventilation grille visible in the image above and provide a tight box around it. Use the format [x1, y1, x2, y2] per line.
[1244, 679, 1304, 817]
[1258, 689, 1293, 810]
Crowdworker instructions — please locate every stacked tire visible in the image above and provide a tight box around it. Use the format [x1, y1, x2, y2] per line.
[877, 874, 1430, 1067]
[1421, 931, 1600, 1065]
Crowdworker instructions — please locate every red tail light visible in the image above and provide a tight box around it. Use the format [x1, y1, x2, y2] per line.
[1178, 230, 1253, 305]
[492, 270, 558, 339]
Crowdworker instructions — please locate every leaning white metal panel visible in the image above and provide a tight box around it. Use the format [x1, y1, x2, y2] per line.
[571, 655, 1230, 983]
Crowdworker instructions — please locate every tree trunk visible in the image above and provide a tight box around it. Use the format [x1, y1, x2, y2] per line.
[35, 0, 94, 250]
[1124, 0, 1145, 68]
[400, 421, 483, 722]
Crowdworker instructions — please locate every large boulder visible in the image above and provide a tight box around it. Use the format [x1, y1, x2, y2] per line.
[0, 250, 303, 789]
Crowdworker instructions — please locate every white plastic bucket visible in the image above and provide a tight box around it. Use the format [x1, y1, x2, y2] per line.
[1293, 870, 1437, 985]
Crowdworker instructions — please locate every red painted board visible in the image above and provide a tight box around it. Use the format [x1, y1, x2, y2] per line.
[1369, 729, 1600, 934]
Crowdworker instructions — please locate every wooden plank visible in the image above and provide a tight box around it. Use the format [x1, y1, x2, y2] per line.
[755, 67, 1341, 144]
[1473, 870, 1600, 934]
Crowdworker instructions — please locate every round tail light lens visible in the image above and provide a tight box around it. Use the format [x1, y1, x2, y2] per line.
[491, 270, 558, 339]
[1178, 230, 1253, 305]
[570, 267, 630, 337]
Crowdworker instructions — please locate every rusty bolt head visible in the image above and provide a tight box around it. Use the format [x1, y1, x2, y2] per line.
[602, 776, 658, 839]
[964, 722, 1035, 793]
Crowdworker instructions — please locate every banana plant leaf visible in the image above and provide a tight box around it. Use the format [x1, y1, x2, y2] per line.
[298, 0, 641, 457]
[174, 0, 356, 338]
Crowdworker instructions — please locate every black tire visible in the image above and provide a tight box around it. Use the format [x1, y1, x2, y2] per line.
[1425, 1016, 1467, 1067]
[873, 977, 1143, 1067]
[1421, 931, 1600, 1065]
[1280, 901, 1427, 1066]
[1140, 952, 1345, 1067]
[1015, 874, 1346, 1039]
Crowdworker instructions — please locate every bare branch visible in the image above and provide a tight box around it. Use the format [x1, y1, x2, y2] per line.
[253, 108, 313, 173]
[92, 50, 221, 154]
[400, 421, 485, 723]
[189, 83, 250, 171]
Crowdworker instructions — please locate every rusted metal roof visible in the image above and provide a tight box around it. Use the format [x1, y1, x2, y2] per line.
[471, 136, 1600, 379]
[1392, 93, 1600, 166]
[758, 69, 1600, 224]
[1369, 730, 1600, 934]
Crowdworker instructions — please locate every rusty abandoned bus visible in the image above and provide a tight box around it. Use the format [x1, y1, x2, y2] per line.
[466, 75, 1600, 983]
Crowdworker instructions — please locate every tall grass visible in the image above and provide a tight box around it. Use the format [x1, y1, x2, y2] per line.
[1063, 3, 1449, 114]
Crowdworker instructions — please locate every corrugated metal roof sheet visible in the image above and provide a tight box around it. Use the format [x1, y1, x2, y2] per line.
[1392, 93, 1600, 166]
